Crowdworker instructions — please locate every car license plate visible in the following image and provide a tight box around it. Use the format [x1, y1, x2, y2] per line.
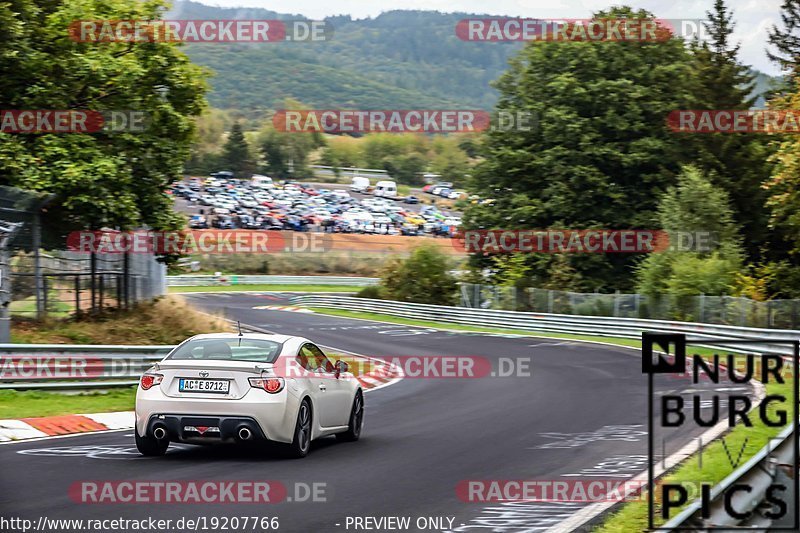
[179, 378, 230, 393]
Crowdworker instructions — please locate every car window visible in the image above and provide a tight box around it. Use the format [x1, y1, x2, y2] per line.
[298, 344, 322, 371]
[168, 338, 282, 363]
[305, 343, 335, 373]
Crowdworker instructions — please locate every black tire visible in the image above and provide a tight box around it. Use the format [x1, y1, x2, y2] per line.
[336, 391, 364, 442]
[286, 399, 312, 458]
[135, 431, 169, 456]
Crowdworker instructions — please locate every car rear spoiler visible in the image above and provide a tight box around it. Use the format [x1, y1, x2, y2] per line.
[153, 360, 274, 374]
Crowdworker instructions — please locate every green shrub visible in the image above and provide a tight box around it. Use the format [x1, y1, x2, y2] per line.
[380, 245, 458, 305]
[356, 286, 384, 299]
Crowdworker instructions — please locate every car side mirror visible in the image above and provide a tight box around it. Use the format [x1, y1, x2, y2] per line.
[334, 360, 348, 378]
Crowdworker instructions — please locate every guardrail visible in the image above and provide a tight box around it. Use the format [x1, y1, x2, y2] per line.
[0, 344, 172, 390]
[167, 275, 379, 287]
[288, 295, 800, 355]
[662, 424, 797, 530]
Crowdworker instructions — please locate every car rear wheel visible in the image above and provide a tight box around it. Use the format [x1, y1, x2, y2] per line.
[286, 399, 312, 458]
[337, 391, 364, 442]
[135, 431, 169, 456]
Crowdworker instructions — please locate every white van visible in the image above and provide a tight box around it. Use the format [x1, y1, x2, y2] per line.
[251, 175, 274, 189]
[373, 180, 397, 199]
[350, 176, 370, 192]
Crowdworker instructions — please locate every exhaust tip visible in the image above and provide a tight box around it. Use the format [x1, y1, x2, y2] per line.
[153, 426, 167, 440]
[238, 427, 253, 441]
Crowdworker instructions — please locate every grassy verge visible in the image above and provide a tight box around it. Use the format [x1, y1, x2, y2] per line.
[307, 307, 645, 347]
[10, 293, 72, 318]
[11, 295, 229, 345]
[0, 388, 137, 418]
[168, 284, 364, 293]
[305, 305, 792, 531]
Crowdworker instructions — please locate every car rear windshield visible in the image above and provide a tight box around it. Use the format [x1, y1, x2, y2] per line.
[167, 338, 283, 363]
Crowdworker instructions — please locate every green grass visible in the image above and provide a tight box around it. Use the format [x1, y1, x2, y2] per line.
[169, 284, 365, 293]
[302, 306, 793, 532]
[0, 388, 137, 419]
[10, 293, 72, 318]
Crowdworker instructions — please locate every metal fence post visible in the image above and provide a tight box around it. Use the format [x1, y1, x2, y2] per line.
[740, 298, 746, 326]
[42, 275, 48, 316]
[90, 251, 97, 312]
[116, 273, 122, 310]
[699, 293, 705, 323]
[32, 213, 43, 319]
[123, 250, 130, 309]
[74, 274, 80, 316]
[767, 300, 773, 328]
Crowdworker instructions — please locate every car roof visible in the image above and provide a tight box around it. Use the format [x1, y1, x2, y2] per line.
[188, 332, 303, 344]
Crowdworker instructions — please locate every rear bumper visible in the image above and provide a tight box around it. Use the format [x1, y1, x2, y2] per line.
[145, 414, 267, 444]
[135, 389, 300, 443]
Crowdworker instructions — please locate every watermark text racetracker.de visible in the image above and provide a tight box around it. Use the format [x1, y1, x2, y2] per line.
[668, 109, 800, 133]
[0, 355, 141, 380]
[277, 355, 531, 379]
[67, 230, 330, 254]
[69, 19, 331, 42]
[69, 480, 326, 504]
[455, 18, 708, 42]
[273, 109, 542, 133]
[0, 110, 148, 133]
[453, 229, 718, 254]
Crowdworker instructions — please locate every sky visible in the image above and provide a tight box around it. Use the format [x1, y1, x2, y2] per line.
[197, 0, 785, 75]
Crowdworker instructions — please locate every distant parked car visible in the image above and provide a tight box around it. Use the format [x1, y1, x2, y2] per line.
[403, 195, 419, 204]
[188, 215, 208, 229]
[212, 215, 235, 229]
[238, 215, 261, 229]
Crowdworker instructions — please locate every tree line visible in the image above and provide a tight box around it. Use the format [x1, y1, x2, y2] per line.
[464, 2, 800, 301]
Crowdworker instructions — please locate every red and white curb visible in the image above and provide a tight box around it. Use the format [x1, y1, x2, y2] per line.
[252, 305, 314, 313]
[0, 411, 134, 442]
[354, 357, 404, 391]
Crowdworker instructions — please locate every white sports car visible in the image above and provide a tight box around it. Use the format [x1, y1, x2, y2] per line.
[135, 333, 364, 458]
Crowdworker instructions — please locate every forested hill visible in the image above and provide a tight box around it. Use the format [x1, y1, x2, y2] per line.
[168, 1, 521, 113]
[169, 1, 778, 114]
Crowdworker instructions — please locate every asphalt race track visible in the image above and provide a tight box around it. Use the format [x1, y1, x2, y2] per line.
[0, 293, 744, 533]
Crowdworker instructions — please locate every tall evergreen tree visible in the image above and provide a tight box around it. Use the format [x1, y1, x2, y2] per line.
[222, 123, 253, 177]
[767, 0, 800, 77]
[687, 0, 773, 260]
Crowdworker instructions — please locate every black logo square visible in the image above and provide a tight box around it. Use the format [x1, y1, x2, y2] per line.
[642, 332, 686, 374]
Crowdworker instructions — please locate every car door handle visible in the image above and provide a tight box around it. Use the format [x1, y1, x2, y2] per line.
[318, 384, 327, 391]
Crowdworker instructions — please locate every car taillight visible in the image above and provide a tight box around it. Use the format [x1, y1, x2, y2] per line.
[140, 373, 163, 390]
[249, 377, 284, 394]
